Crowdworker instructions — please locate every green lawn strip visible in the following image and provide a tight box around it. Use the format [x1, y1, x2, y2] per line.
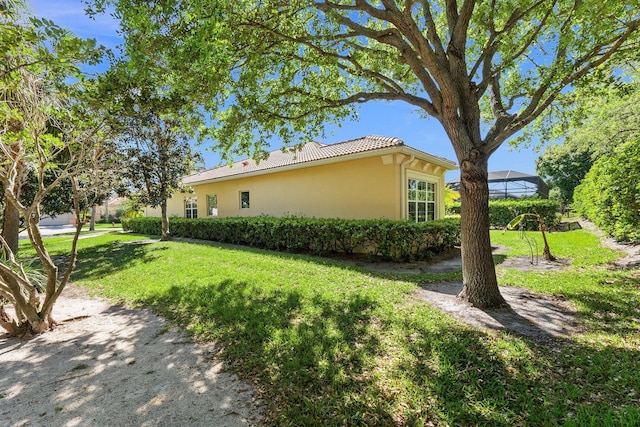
[491, 229, 623, 267]
[18, 231, 640, 425]
[88, 223, 123, 229]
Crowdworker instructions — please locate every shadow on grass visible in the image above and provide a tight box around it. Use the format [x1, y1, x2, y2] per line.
[396, 316, 640, 426]
[141, 279, 391, 424]
[140, 276, 640, 425]
[564, 275, 640, 336]
[398, 322, 539, 425]
[493, 254, 508, 265]
[72, 240, 167, 281]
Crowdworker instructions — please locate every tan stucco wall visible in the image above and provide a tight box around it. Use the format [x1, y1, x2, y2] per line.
[154, 153, 452, 221]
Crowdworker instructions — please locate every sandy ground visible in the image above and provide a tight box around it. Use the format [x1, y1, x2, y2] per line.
[415, 282, 582, 339]
[0, 287, 263, 427]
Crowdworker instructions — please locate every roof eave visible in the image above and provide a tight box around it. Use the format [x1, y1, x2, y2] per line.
[183, 145, 457, 186]
[399, 146, 458, 170]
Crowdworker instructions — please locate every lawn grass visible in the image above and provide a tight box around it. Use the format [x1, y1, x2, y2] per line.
[85, 222, 123, 230]
[492, 229, 622, 267]
[20, 229, 640, 426]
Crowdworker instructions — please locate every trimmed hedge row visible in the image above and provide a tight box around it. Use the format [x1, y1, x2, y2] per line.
[122, 216, 461, 261]
[448, 199, 559, 230]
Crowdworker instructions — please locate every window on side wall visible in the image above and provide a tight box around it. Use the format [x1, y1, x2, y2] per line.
[185, 197, 198, 218]
[407, 178, 436, 222]
[207, 194, 218, 216]
[240, 191, 250, 209]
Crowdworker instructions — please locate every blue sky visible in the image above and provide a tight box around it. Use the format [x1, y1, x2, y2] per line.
[30, 0, 544, 178]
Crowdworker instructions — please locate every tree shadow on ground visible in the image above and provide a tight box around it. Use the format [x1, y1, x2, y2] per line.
[562, 274, 640, 336]
[142, 278, 395, 424]
[0, 303, 260, 426]
[396, 313, 640, 426]
[71, 240, 167, 281]
[416, 282, 582, 340]
[140, 276, 640, 426]
[54, 236, 640, 425]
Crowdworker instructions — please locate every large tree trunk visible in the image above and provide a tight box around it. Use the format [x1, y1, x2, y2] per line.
[160, 200, 170, 241]
[456, 153, 507, 309]
[2, 202, 20, 256]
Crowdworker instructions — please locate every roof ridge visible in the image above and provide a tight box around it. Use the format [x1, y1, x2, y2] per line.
[321, 134, 403, 148]
[186, 141, 321, 178]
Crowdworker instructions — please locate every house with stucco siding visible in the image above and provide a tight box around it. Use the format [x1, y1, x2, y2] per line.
[150, 135, 457, 222]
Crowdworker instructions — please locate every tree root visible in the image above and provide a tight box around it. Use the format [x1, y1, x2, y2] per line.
[0, 305, 21, 336]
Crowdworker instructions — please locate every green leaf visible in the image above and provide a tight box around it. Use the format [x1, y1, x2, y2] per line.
[506, 214, 526, 231]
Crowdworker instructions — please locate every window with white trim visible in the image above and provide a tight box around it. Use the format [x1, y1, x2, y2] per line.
[240, 191, 250, 209]
[185, 197, 198, 218]
[207, 194, 218, 216]
[408, 179, 436, 222]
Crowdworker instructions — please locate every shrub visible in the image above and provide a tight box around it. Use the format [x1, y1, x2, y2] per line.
[574, 140, 640, 242]
[122, 216, 461, 261]
[447, 199, 559, 230]
[122, 217, 160, 235]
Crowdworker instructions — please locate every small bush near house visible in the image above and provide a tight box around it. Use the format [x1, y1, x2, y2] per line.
[574, 140, 640, 242]
[448, 199, 559, 230]
[122, 216, 461, 261]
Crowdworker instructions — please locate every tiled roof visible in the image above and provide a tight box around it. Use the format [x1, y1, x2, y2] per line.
[183, 135, 454, 184]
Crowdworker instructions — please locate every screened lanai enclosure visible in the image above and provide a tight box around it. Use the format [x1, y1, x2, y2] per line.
[448, 170, 549, 199]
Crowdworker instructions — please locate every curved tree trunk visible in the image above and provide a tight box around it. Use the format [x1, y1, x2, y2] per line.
[538, 215, 556, 262]
[160, 200, 170, 241]
[456, 153, 507, 308]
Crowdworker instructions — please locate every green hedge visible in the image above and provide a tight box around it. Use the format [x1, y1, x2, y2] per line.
[122, 216, 461, 261]
[574, 140, 640, 242]
[448, 199, 559, 230]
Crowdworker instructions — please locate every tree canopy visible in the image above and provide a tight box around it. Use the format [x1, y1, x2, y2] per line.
[96, 0, 640, 308]
[535, 142, 593, 206]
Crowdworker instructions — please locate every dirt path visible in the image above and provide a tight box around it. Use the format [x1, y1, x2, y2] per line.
[579, 220, 640, 267]
[415, 282, 582, 340]
[0, 286, 263, 427]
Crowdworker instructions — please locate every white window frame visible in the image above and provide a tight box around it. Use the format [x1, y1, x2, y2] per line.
[240, 191, 250, 209]
[185, 196, 198, 218]
[207, 194, 218, 217]
[406, 173, 437, 222]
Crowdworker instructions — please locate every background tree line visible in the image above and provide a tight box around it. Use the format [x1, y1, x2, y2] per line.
[534, 66, 640, 241]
